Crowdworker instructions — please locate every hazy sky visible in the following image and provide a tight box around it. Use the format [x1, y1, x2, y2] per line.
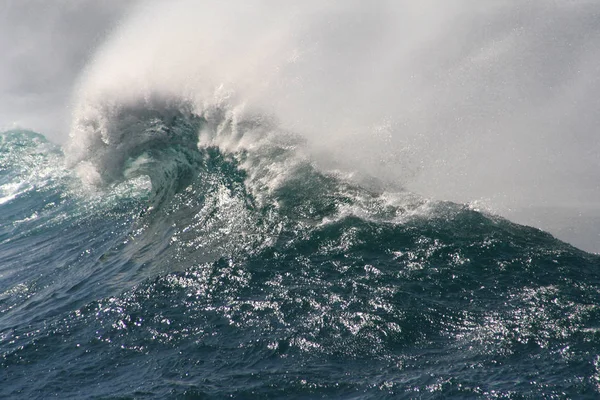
[0, 1, 133, 138]
[2, 1, 600, 252]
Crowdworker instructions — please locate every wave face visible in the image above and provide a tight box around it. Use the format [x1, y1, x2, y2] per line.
[3, 112, 600, 399]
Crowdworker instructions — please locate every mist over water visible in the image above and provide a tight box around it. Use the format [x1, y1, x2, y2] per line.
[63, 0, 600, 251]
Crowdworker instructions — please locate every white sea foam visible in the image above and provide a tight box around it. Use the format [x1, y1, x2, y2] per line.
[65, 1, 600, 250]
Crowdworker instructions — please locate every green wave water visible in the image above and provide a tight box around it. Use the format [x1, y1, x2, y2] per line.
[2, 110, 600, 398]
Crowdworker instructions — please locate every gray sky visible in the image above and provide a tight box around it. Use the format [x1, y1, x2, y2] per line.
[0, 1, 133, 139]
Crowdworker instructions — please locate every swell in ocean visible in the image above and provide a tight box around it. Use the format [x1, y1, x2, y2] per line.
[3, 1, 600, 398]
[2, 99, 600, 398]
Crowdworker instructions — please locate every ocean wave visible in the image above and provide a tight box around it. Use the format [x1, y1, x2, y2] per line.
[3, 1, 600, 397]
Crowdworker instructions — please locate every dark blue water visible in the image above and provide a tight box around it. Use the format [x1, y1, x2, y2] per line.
[2, 112, 600, 399]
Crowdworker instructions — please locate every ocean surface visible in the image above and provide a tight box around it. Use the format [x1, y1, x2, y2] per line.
[1, 105, 600, 399]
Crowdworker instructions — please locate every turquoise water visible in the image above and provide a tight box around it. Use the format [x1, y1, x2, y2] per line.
[2, 112, 600, 398]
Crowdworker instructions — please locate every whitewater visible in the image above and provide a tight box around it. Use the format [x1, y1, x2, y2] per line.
[2, 1, 600, 398]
